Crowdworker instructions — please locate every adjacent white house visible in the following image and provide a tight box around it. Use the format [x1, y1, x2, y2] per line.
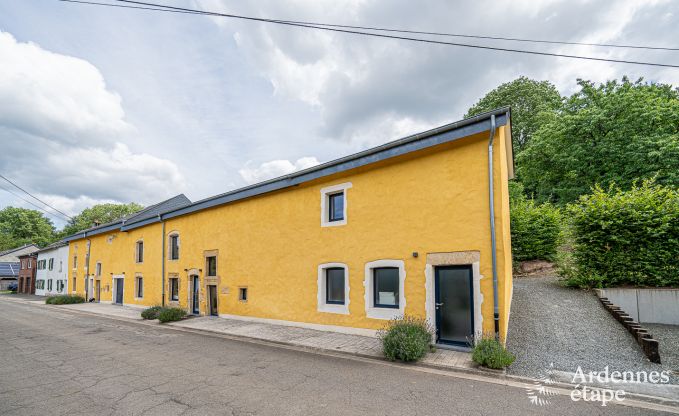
[35, 241, 69, 297]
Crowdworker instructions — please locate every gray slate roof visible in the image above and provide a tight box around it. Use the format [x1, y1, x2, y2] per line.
[64, 194, 191, 241]
[64, 107, 511, 241]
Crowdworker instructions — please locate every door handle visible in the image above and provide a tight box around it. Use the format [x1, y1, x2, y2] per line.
[435, 302, 444, 309]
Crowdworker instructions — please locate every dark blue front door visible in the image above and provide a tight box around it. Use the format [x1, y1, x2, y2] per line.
[434, 265, 474, 346]
[115, 279, 124, 304]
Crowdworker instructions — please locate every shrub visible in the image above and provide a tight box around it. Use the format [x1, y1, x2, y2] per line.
[563, 180, 679, 288]
[141, 306, 163, 320]
[510, 182, 562, 262]
[472, 334, 515, 369]
[157, 307, 187, 323]
[45, 295, 86, 305]
[378, 316, 433, 362]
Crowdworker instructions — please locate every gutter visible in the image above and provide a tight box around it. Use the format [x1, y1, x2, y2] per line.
[160, 215, 166, 307]
[487, 114, 500, 339]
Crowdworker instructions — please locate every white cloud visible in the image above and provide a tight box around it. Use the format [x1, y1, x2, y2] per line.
[199, 0, 679, 147]
[0, 30, 185, 216]
[239, 156, 320, 184]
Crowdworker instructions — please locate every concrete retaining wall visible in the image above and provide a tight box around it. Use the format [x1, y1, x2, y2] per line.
[599, 288, 679, 325]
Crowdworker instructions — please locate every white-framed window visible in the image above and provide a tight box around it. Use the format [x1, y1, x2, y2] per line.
[48, 258, 54, 271]
[320, 182, 352, 227]
[364, 260, 406, 320]
[238, 287, 248, 302]
[169, 234, 180, 260]
[169, 277, 179, 302]
[135, 241, 144, 263]
[59, 260, 62, 273]
[317, 263, 349, 314]
[73, 255, 77, 269]
[135, 276, 143, 299]
[47, 279, 53, 291]
[95, 262, 102, 277]
[56, 280, 64, 293]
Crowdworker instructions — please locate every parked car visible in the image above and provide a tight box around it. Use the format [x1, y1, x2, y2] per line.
[7, 282, 18, 292]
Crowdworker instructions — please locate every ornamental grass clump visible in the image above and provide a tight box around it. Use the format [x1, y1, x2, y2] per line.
[378, 316, 434, 362]
[141, 305, 164, 320]
[471, 333, 515, 369]
[45, 295, 85, 305]
[157, 307, 187, 323]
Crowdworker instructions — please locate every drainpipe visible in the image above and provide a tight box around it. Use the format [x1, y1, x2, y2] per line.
[85, 237, 91, 301]
[487, 114, 500, 339]
[160, 215, 166, 307]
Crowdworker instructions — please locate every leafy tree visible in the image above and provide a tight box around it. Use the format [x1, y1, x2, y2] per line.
[60, 202, 143, 236]
[0, 206, 56, 250]
[518, 77, 679, 204]
[465, 76, 562, 152]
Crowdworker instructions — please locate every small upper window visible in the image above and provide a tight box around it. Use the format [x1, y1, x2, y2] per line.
[48, 258, 54, 271]
[238, 287, 248, 302]
[321, 183, 351, 227]
[59, 260, 62, 273]
[206, 256, 217, 277]
[328, 192, 344, 222]
[95, 262, 102, 277]
[169, 235, 179, 260]
[373, 267, 399, 308]
[73, 256, 77, 269]
[136, 241, 144, 263]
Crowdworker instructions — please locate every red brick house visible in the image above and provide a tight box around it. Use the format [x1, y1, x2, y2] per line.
[18, 253, 37, 294]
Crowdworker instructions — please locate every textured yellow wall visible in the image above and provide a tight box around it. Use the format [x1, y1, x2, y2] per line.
[68, 223, 164, 307]
[68, 127, 513, 335]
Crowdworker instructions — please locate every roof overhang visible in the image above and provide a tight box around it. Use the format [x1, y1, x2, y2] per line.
[65, 107, 512, 238]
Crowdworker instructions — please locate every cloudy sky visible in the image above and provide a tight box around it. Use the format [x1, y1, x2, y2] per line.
[0, 0, 677, 229]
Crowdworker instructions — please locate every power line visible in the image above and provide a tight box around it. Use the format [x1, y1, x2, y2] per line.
[64, 0, 679, 51]
[0, 174, 73, 220]
[0, 184, 72, 222]
[58, 0, 679, 68]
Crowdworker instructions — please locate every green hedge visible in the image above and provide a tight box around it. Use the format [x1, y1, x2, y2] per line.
[472, 335, 515, 369]
[158, 307, 187, 323]
[563, 180, 678, 288]
[141, 306, 163, 320]
[510, 182, 562, 262]
[378, 316, 433, 362]
[46, 295, 85, 305]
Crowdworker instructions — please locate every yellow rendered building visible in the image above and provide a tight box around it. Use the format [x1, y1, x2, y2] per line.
[66, 108, 514, 345]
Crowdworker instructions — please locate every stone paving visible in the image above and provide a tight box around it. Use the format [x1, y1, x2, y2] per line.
[1, 295, 475, 372]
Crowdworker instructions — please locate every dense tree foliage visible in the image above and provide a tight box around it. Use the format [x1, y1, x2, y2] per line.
[465, 76, 562, 152]
[60, 202, 143, 237]
[518, 78, 679, 204]
[0, 207, 56, 250]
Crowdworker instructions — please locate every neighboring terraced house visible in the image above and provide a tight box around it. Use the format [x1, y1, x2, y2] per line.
[35, 241, 70, 297]
[64, 108, 515, 345]
[18, 252, 37, 294]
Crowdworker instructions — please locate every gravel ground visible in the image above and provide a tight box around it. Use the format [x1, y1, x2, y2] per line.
[645, 323, 679, 376]
[506, 275, 677, 384]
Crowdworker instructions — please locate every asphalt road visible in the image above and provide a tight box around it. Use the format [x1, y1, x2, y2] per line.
[0, 300, 673, 416]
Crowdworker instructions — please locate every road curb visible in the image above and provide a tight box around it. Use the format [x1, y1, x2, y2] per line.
[2, 295, 678, 412]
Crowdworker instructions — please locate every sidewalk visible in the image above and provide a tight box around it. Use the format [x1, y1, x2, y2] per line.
[9, 297, 476, 372]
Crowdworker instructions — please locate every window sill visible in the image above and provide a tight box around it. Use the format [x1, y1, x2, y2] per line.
[318, 304, 349, 315]
[366, 306, 402, 320]
[321, 219, 347, 227]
